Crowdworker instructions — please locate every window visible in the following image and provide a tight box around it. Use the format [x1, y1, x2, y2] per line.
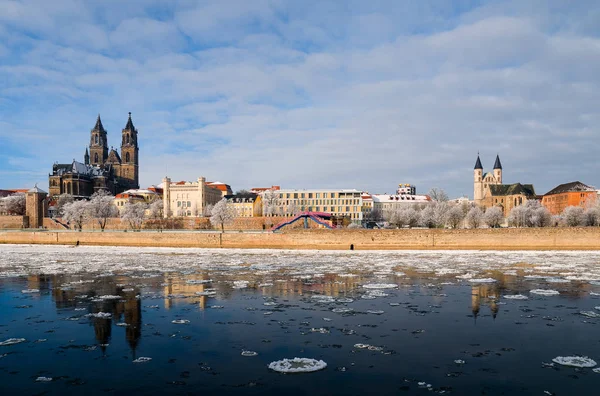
[187, 201, 191, 207]
[346, 206, 350, 212]
[95, 135, 98, 144]
[294, 193, 298, 199]
[126, 134, 130, 144]
[177, 201, 181, 207]
[301, 193, 305, 198]
[308, 193, 313, 198]
[94, 153, 98, 163]
[125, 152, 130, 162]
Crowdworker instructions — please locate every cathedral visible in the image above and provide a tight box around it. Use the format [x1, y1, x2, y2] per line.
[49, 113, 140, 197]
[473, 154, 536, 216]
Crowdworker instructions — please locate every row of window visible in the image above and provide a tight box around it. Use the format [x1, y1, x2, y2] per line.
[280, 199, 360, 206]
[279, 192, 360, 199]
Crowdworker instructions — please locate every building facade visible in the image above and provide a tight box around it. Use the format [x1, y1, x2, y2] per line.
[162, 177, 223, 218]
[542, 181, 598, 215]
[274, 189, 363, 223]
[49, 113, 140, 197]
[224, 193, 262, 217]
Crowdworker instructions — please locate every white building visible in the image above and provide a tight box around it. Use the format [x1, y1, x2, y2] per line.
[162, 176, 223, 218]
[363, 184, 431, 217]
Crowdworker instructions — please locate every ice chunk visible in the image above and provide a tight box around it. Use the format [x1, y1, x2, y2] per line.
[552, 356, 596, 368]
[579, 311, 600, 318]
[133, 357, 152, 363]
[336, 298, 354, 303]
[530, 289, 560, 296]
[21, 289, 40, 294]
[268, 358, 327, 373]
[593, 368, 600, 373]
[186, 279, 212, 284]
[454, 359, 465, 364]
[0, 338, 26, 346]
[258, 283, 273, 287]
[331, 308, 353, 314]
[116, 322, 129, 327]
[35, 377, 52, 382]
[311, 295, 335, 303]
[88, 312, 112, 319]
[362, 284, 398, 289]
[171, 319, 190, 324]
[241, 350, 258, 357]
[468, 278, 496, 283]
[233, 280, 249, 289]
[367, 310, 384, 315]
[310, 327, 330, 334]
[503, 295, 529, 300]
[97, 295, 121, 300]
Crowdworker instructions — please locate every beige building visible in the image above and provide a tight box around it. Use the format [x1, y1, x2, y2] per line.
[274, 189, 363, 223]
[113, 189, 160, 214]
[162, 177, 223, 218]
[225, 193, 262, 217]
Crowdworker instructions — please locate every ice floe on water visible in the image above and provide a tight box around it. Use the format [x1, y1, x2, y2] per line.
[241, 351, 258, 357]
[268, 358, 327, 373]
[97, 295, 121, 300]
[503, 294, 529, 300]
[233, 280, 249, 289]
[362, 283, 397, 289]
[35, 377, 52, 382]
[21, 289, 39, 293]
[552, 356, 597, 368]
[579, 311, 600, 318]
[530, 289, 560, 296]
[87, 312, 112, 319]
[171, 319, 190, 324]
[331, 308, 353, 314]
[133, 357, 152, 363]
[468, 278, 496, 283]
[0, 338, 26, 346]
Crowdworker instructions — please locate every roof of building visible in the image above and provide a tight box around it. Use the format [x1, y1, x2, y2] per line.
[225, 193, 259, 202]
[493, 154, 502, 170]
[93, 114, 105, 132]
[28, 185, 47, 194]
[474, 155, 483, 170]
[124, 112, 135, 131]
[544, 181, 596, 196]
[489, 183, 536, 197]
[371, 194, 430, 203]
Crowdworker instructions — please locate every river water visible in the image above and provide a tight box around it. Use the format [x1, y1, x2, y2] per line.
[1, 245, 600, 395]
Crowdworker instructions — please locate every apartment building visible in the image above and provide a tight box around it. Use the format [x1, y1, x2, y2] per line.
[275, 189, 363, 223]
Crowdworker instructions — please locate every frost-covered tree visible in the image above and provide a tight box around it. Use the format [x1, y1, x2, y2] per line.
[62, 200, 90, 230]
[433, 202, 450, 228]
[508, 205, 529, 227]
[286, 201, 301, 217]
[121, 202, 147, 230]
[563, 206, 585, 227]
[88, 190, 118, 230]
[1, 193, 26, 215]
[465, 206, 484, 229]
[366, 207, 383, 222]
[484, 206, 503, 228]
[428, 188, 449, 202]
[55, 194, 74, 217]
[210, 199, 234, 232]
[419, 205, 436, 228]
[149, 200, 164, 220]
[445, 206, 465, 229]
[202, 203, 214, 217]
[529, 205, 552, 227]
[583, 206, 600, 226]
[261, 190, 280, 217]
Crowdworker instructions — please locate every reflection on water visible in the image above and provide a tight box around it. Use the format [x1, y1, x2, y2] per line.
[1, 246, 600, 394]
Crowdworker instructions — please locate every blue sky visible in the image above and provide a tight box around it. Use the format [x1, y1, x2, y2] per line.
[1, 0, 599, 198]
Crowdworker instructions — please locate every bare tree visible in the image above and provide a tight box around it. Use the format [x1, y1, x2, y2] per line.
[465, 206, 484, 228]
[445, 206, 465, 229]
[203, 203, 214, 217]
[62, 200, 90, 230]
[55, 194, 74, 217]
[149, 200, 164, 219]
[428, 188, 449, 202]
[583, 206, 600, 226]
[433, 201, 450, 228]
[261, 190, 280, 217]
[563, 206, 585, 227]
[484, 206, 504, 228]
[210, 199, 234, 232]
[88, 190, 117, 231]
[286, 201, 301, 216]
[1, 193, 26, 215]
[121, 202, 147, 230]
[235, 189, 251, 195]
[366, 207, 383, 222]
[508, 205, 529, 227]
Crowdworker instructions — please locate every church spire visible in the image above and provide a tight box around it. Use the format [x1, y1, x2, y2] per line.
[93, 114, 105, 131]
[474, 154, 483, 170]
[124, 112, 135, 131]
[493, 154, 502, 170]
[84, 148, 90, 165]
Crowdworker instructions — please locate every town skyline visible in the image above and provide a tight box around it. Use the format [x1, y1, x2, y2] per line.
[1, 1, 599, 197]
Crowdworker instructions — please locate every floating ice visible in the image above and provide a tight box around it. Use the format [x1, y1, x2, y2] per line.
[468, 278, 496, 283]
[0, 338, 26, 346]
[367, 310, 384, 315]
[545, 278, 569, 283]
[21, 289, 39, 293]
[311, 295, 335, 303]
[263, 302, 277, 306]
[133, 357, 152, 363]
[530, 289, 560, 296]
[310, 327, 330, 334]
[591, 292, 600, 296]
[171, 319, 190, 324]
[593, 368, 600, 373]
[35, 377, 52, 382]
[88, 312, 112, 319]
[454, 359, 465, 364]
[241, 350, 258, 357]
[258, 283, 273, 287]
[186, 279, 212, 284]
[552, 356, 597, 367]
[336, 298, 354, 303]
[268, 358, 327, 373]
[579, 311, 600, 318]
[195, 291, 216, 296]
[122, 288, 134, 292]
[503, 295, 529, 300]
[331, 308, 353, 313]
[233, 280, 249, 289]
[116, 322, 129, 327]
[362, 284, 397, 289]
[354, 343, 383, 351]
[97, 295, 121, 300]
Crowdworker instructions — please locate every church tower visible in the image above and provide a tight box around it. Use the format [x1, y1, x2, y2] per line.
[493, 154, 502, 184]
[474, 154, 483, 205]
[84, 148, 90, 165]
[89, 115, 108, 166]
[120, 112, 139, 189]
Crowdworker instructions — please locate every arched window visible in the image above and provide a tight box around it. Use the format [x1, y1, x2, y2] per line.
[67, 183, 72, 195]
[95, 134, 98, 144]
[126, 134, 130, 144]
[126, 152, 130, 162]
[94, 153, 99, 163]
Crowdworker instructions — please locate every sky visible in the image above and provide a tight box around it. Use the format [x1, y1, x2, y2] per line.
[0, 0, 599, 198]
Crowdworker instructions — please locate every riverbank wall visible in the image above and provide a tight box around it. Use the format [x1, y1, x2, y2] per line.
[1, 227, 599, 250]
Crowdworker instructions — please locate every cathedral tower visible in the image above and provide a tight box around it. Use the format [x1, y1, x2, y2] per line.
[474, 154, 483, 204]
[89, 115, 108, 166]
[119, 112, 139, 189]
[493, 154, 502, 184]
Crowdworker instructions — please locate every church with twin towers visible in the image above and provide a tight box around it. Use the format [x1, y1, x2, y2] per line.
[48, 113, 140, 198]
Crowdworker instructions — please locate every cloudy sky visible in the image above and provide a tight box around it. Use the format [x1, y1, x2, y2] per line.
[1, 0, 599, 198]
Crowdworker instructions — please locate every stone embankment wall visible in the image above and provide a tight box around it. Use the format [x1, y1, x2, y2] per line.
[1, 227, 600, 250]
[0, 216, 27, 229]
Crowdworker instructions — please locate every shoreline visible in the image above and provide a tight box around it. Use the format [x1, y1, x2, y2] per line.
[1, 228, 600, 250]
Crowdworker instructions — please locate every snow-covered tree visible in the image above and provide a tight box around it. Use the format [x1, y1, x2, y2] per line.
[149, 200, 164, 220]
[465, 206, 484, 228]
[121, 202, 147, 230]
[419, 205, 436, 228]
[55, 194, 74, 217]
[508, 205, 529, 227]
[583, 206, 600, 226]
[261, 190, 280, 217]
[210, 199, 234, 232]
[1, 193, 26, 215]
[88, 190, 118, 230]
[202, 203, 214, 217]
[563, 206, 585, 227]
[529, 205, 552, 227]
[445, 206, 465, 229]
[484, 206, 503, 228]
[62, 200, 90, 230]
[286, 201, 301, 216]
[428, 188, 449, 202]
[366, 207, 383, 222]
[388, 206, 420, 228]
[433, 202, 450, 228]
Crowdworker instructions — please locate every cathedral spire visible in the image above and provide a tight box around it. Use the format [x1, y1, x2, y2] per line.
[93, 114, 105, 131]
[124, 112, 135, 131]
[474, 154, 483, 170]
[493, 154, 502, 170]
[84, 147, 90, 165]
